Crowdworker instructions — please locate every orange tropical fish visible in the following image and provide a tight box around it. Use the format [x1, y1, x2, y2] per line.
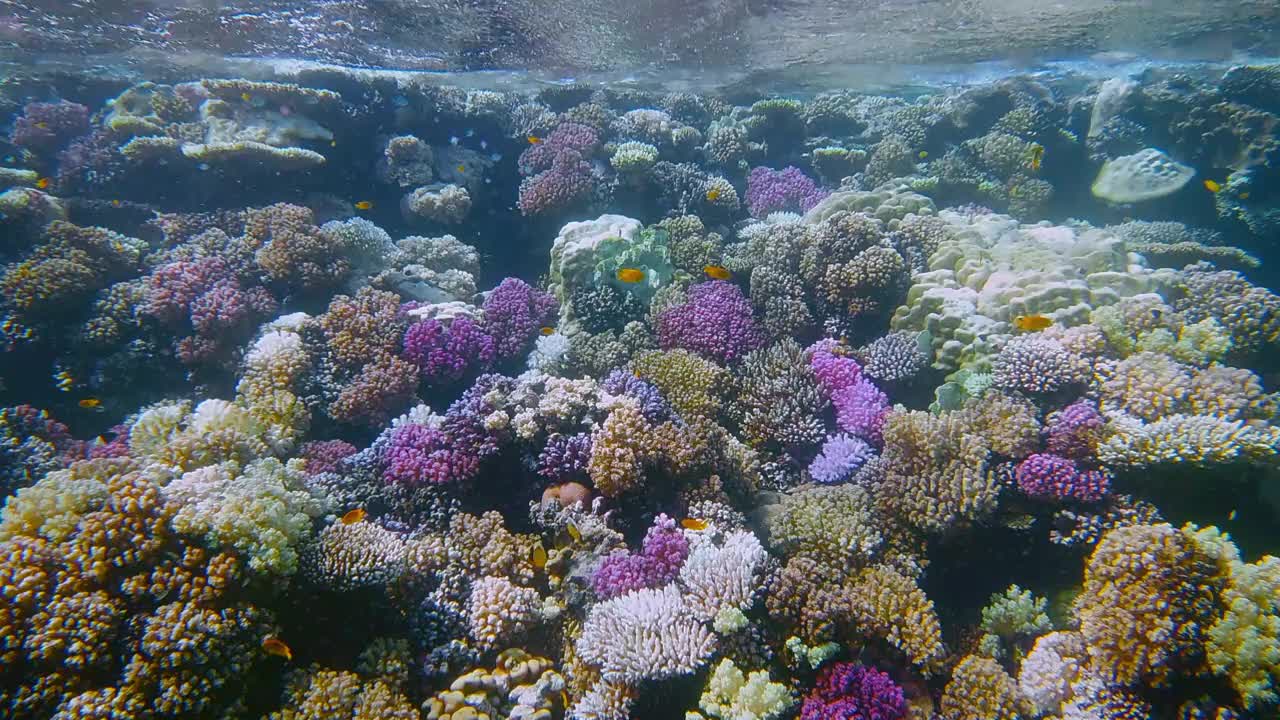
[615, 267, 645, 284]
[1203, 179, 1222, 193]
[530, 544, 548, 569]
[527, 135, 542, 145]
[35, 177, 50, 190]
[353, 200, 373, 210]
[78, 398, 101, 409]
[261, 636, 292, 661]
[1028, 144, 1044, 172]
[703, 265, 731, 281]
[1012, 314, 1053, 331]
[680, 518, 709, 531]
[340, 508, 367, 525]
[456, 164, 466, 173]
[540, 326, 556, 336]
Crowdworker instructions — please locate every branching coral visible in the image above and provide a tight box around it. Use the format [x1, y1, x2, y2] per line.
[876, 409, 996, 534]
[730, 339, 829, 452]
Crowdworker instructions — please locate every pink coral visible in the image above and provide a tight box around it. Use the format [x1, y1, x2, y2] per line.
[1015, 453, 1110, 503]
[591, 514, 689, 599]
[657, 281, 764, 364]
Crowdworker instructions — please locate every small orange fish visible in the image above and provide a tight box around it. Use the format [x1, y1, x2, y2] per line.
[456, 164, 465, 173]
[1203, 179, 1222, 193]
[540, 326, 556, 336]
[527, 135, 542, 145]
[566, 522, 582, 543]
[705, 187, 721, 202]
[616, 267, 645, 283]
[680, 518, 709, 531]
[530, 544, 547, 569]
[78, 398, 101, 409]
[35, 177, 50, 190]
[354, 200, 373, 210]
[262, 636, 292, 661]
[703, 265, 731, 281]
[1012, 314, 1053, 332]
[340, 508, 367, 525]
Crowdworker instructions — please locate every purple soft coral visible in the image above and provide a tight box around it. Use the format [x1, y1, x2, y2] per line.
[746, 166, 828, 218]
[801, 663, 908, 720]
[591, 514, 689, 599]
[657, 280, 764, 364]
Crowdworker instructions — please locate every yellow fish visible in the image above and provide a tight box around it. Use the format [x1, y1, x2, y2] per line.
[566, 522, 582, 543]
[540, 326, 556, 336]
[340, 508, 367, 525]
[1029, 144, 1044, 172]
[110, 199, 122, 207]
[262, 636, 292, 661]
[330, 140, 337, 147]
[705, 186, 721, 202]
[918, 150, 929, 159]
[616, 267, 645, 284]
[241, 92, 252, 102]
[1012, 314, 1053, 331]
[530, 544, 548, 569]
[456, 164, 465, 173]
[680, 518, 709, 531]
[354, 200, 373, 210]
[35, 121, 48, 130]
[703, 265, 731, 281]
[1204, 179, 1222, 193]
[1240, 192, 1250, 200]
[35, 177, 50, 190]
[78, 398, 102, 409]
[527, 135, 542, 145]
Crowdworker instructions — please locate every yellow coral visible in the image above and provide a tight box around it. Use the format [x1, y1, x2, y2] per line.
[848, 564, 945, 668]
[631, 349, 727, 420]
[878, 409, 996, 533]
[939, 654, 1028, 720]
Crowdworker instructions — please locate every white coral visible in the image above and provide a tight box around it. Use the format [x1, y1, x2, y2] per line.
[577, 585, 716, 683]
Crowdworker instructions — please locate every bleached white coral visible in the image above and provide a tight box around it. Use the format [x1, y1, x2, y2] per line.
[577, 584, 716, 683]
[1098, 411, 1280, 467]
[1017, 631, 1090, 716]
[467, 575, 543, 650]
[164, 457, 330, 576]
[679, 530, 768, 622]
[527, 332, 571, 373]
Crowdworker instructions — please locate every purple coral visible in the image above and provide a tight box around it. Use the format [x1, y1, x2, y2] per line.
[516, 121, 599, 215]
[745, 166, 829, 218]
[482, 278, 559, 360]
[402, 316, 496, 384]
[143, 258, 233, 323]
[657, 281, 764, 364]
[1045, 399, 1105, 461]
[810, 339, 863, 392]
[601, 369, 672, 423]
[300, 440, 358, 475]
[1015, 453, 1110, 503]
[832, 377, 889, 445]
[800, 663, 908, 720]
[382, 423, 479, 486]
[10, 100, 90, 153]
[537, 432, 593, 483]
[809, 434, 876, 484]
[188, 280, 277, 336]
[591, 514, 690, 599]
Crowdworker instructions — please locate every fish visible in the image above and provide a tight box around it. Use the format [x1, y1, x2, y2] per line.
[561, 690, 570, 708]
[918, 150, 929, 159]
[78, 398, 102, 409]
[480, 140, 488, 150]
[465, 129, 475, 138]
[1012, 314, 1053, 331]
[566, 522, 582, 543]
[35, 177, 50, 189]
[1228, 509, 1238, 521]
[530, 544, 547, 569]
[705, 186, 721, 202]
[110, 199, 122, 207]
[615, 267, 645, 283]
[680, 518, 709, 531]
[704, 265, 732, 281]
[1240, 192, 1251, 200]
[261, 636, 292, 661]
[527, 135, 542, 145]
[449, 136, 460, 146]
[330, 140, 337, 147]
[1204, 179, 1222, 193]
[241, 92, 252, 102]
[540, 326, 556, 336]
[456, 164, 465, 173]
[35, 121, 48, 130]
[340, 508, 366, 525]
[353, 200, 373, 210]
[1029, 144, 1044, 172]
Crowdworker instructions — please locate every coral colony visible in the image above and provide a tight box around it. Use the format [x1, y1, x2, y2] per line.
[1, 64, 1280, 720]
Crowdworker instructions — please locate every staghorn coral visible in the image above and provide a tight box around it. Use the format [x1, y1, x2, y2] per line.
[799, 662, 906, 720]
[992, 335, 1087, 395]
[657, 281, 764, 364]
[591, 513, 689, 599]
[299, 519, 407, 591]
[846, 565, 945, 667]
